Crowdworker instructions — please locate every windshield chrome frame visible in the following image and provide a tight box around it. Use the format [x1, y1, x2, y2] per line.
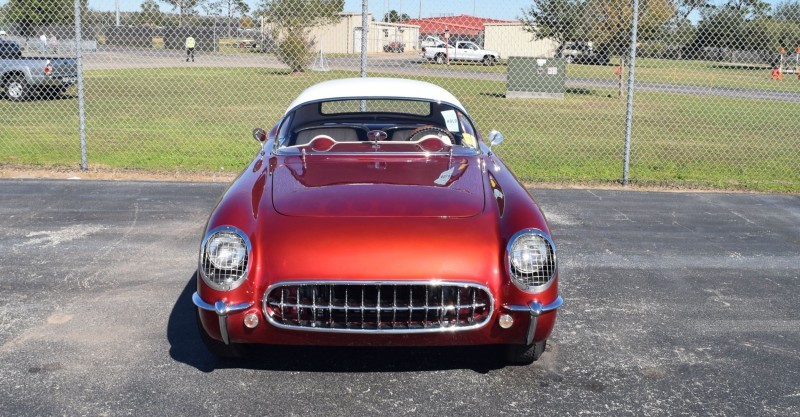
[274, 97, 483, 156]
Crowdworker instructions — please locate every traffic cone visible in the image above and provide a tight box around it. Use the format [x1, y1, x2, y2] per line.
[771, 67, 783, 80]
[615, 66, 622, 76]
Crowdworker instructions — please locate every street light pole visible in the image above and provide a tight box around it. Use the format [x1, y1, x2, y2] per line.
[115, 0, 120, 26]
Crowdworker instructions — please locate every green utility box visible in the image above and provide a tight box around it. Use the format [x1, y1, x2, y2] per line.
[507, 57, 566, 99]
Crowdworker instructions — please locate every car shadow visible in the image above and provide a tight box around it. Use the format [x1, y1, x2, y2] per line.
[168, 274, 507, 374]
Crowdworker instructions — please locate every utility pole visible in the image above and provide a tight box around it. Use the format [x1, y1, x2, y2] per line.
[115, 0, 120, 26]
[419, 0, 422, 18]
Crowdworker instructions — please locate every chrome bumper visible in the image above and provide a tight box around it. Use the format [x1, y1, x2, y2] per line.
[192, 292, 252, 345]
[503, 295, 563, 345]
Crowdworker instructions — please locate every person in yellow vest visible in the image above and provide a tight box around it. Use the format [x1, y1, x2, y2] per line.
[185, 36, 195, 62]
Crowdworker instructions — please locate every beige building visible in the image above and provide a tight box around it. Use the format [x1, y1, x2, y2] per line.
[263, 13, 420, 54]
[484, 22, 558, 58]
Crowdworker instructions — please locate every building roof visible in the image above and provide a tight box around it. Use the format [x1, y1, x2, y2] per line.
[286, 78, 465, 114]
[403, 14, 514, 36]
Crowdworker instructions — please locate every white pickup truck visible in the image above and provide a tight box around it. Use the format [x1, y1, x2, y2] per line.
[422, 41, 500, 66]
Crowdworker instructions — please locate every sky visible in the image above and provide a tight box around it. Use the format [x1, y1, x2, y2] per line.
[4, 0, 779, 22]
[84, 0, 531, 21]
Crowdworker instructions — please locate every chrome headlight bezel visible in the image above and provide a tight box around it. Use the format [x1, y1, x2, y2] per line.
[506, 228, 557, 292]
[198, 226, 252, 291]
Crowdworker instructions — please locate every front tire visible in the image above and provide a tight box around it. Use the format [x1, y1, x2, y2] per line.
[196, 309, 244, 359]
[504, 340, 546, 365]
[435, 53, 446, 64]
[6, 74, 30, 101]
[482, 55, 495, 66]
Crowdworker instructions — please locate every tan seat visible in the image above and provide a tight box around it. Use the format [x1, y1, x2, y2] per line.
[388, 129, 416, 141]
[295, 128, 359, 145]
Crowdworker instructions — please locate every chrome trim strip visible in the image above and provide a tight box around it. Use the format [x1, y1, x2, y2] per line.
[198, 226, 253, 292]
[261, 280, 495, 334]
[192, 292, 253, 345]
[505, 228, 558, 293]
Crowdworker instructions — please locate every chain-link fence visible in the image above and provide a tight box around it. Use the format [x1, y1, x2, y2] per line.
[1, 0, 798, 191]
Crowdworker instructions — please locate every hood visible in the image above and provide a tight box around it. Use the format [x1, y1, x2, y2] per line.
[271, 155, 485, 218]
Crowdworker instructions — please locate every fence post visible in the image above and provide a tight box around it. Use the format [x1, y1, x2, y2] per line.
[74, 0, 87, 171]
[360, 0, 369, 112]
[622, 0, 640, 186]
[360, 0, 368, 78]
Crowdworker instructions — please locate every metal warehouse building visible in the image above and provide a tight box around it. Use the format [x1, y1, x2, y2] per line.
[263, 13, 420, 54]
[483, 22, 558, 58]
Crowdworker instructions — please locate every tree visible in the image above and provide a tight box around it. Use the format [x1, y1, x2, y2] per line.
[724, 0, 770, 20]
[257, 0, 344, 72]
[6, 0, 89, 37]
[161, 0, 202, 25]
[138, 0, 164, 26]
[521, 0, 674, 65]
[673, 0, 712, 20]
[383, 9, 410, 23]
[520, 0, 589, 47]
[214, 0, 250, 37]
[774, 1, 800, 25]
[584, 0, 675, 58]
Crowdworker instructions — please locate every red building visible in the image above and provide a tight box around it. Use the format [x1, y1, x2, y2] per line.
[404, 14, 514, 44]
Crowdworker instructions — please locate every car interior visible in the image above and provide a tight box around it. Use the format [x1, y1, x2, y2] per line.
[281, 100, 478, 150]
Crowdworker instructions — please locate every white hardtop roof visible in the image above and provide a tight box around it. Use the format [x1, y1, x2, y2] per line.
[285, 77, 466, 114]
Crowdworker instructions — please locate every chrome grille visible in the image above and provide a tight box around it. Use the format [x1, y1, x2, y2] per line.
[263, 281, 493, 333]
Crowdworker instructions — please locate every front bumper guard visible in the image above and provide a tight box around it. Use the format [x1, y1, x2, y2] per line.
[194, 292, 562, 346]
[503, 295, 563, 345]
[193, 292, 252, 345]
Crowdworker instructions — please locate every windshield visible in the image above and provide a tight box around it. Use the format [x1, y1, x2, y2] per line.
[277, 99, 480, 154]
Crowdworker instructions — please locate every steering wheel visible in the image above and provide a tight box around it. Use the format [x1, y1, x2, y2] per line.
[407, 125, 454, 145]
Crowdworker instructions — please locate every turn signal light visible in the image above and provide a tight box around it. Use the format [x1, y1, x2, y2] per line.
[499, 314, 514, 329]
[243, 313, 259, 329]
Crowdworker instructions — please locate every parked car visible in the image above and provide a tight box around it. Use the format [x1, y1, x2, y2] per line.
[422, 41, 500, 65]
[1, 39, 77, 101]
[193, 77, 563, 365]
[236, 39, 258, 49]
[556, 42, 610, 65]
[383, 41, 405, 53]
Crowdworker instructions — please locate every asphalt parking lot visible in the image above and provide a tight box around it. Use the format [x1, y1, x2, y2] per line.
[0, 179, 798, 416]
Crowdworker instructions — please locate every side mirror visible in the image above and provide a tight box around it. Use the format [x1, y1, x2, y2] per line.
[253, 127, 267, 143]
[488, 130, 504, 148]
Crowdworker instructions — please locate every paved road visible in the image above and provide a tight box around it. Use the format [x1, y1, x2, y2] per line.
[0, 180, 798, 416]
[83, 49, 800, 103]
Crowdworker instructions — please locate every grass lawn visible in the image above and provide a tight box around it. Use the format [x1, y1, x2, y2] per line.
[423, 57, 800, 93]
[1, 67, 798, 192]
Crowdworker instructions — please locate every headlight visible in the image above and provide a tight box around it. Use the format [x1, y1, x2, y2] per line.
[207, 233, 246, 269]
[507, 229, 556, 291]
[199, 227, 251, 291]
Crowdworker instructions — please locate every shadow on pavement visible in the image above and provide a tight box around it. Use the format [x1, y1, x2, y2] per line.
[167, 275, 507, 374]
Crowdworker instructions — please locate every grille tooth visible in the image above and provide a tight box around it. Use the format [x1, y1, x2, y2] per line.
[264, 282, 493, 333]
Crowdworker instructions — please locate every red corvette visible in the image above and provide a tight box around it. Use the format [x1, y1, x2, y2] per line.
[193, 78, 562, 364]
